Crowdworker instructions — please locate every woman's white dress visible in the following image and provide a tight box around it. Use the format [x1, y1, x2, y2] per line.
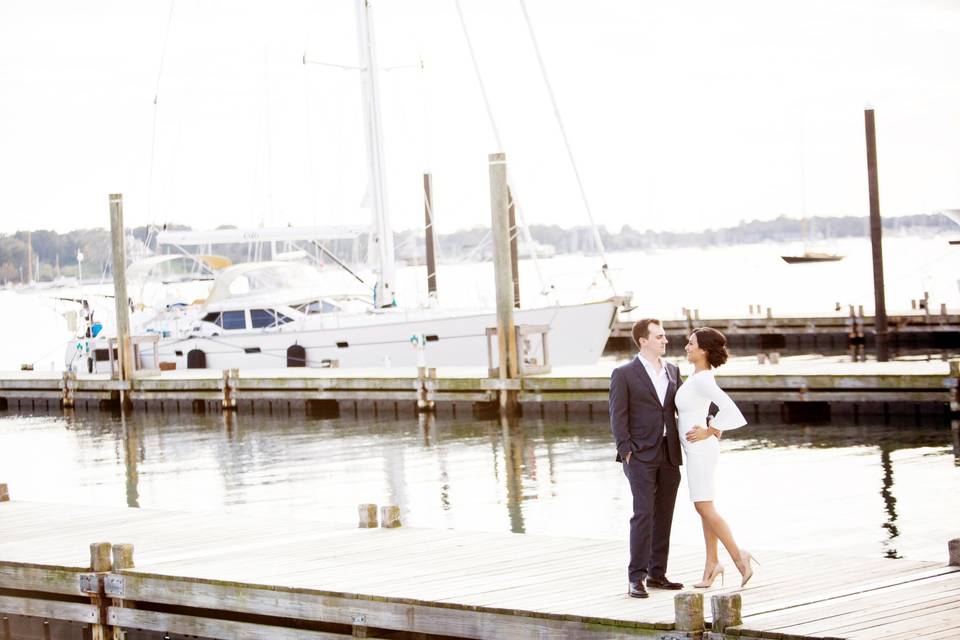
[675, 370, 747, 502]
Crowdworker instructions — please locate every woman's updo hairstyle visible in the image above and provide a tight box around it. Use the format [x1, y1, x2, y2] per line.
[693, 327, 729, 368]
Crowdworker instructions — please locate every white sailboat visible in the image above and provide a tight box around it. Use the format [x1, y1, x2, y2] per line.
[65, 0, 620, 374]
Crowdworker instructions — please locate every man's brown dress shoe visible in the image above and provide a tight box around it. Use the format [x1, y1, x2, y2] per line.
[628, 580, 649, 598]
[645, 576, 683, 590]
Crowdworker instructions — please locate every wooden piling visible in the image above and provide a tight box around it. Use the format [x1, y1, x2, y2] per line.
[0, 483, 8, 502]
[108, 195, 135, 386]
[864, 109, 890, 361]
[508, 186, 520, 309]
[489, 152, 519, 415]
[61, 371, 75, 409]
[674, 592, 705, 633]
[950, 539, 960, 567]
[88, 542, 112, 640]
[711, 593, 742, 634]
[380, 505, 401, 528]
[423, 172, 438, 298]
[358, 504, 378, 528]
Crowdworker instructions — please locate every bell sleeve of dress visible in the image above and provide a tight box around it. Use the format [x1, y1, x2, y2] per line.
[698, 371, 747, 431]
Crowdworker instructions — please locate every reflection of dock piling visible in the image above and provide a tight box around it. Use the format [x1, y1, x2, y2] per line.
[0, 494, 958, 639]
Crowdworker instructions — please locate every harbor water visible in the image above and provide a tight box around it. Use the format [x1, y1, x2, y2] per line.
[1, 408, 956, 563]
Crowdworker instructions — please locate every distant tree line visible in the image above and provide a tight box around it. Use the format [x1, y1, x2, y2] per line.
[0, 213, 954, 284]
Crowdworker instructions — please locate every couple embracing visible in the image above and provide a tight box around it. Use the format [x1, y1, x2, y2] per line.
[609, 318, 757, 598]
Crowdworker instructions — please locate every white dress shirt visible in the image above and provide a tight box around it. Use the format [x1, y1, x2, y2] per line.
[637, 354, 668, 436]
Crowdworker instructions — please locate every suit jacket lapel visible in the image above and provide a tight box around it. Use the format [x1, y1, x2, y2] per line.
[664, 363, 677, 404]
[631, 357, 662, 406]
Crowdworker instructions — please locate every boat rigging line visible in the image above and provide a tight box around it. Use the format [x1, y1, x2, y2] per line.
[309, 240, 366, 285]
[517, 0, 616, 294]
[147, 0, 177, 223]
[452, 0, 550, 297]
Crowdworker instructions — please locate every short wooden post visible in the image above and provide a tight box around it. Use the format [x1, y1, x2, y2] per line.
[222, 369, 238, 411]
[358, 503, 378, 528]
[949, 539, 960, 566]
[380, 505, 401, 528]
[90, 542, 112, 572]
[674, 592, 705, 633]
[711, 593, 742, 634]
[62, 370, 75, 409]
[0, 483, 9, 502]
[110, 544, 134, 639]
[89, 542, 112, 640]
[111, 544, 134, 570]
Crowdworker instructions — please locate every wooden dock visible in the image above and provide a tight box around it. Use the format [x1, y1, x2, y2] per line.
[608, 311, 960, 354]
[1, 493, 958, 639]
[0, 358, 957, 419]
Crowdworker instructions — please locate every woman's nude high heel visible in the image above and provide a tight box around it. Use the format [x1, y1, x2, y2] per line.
[693, 563, 725, 588]
[739, 551, 760, 587]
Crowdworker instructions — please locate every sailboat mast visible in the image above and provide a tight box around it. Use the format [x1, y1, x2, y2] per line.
[355, 0, 396, 307]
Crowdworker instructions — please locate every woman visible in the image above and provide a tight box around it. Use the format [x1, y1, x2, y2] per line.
[676, 327, 757, 588]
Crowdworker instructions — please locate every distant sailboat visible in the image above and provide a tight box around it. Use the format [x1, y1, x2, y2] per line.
[942, 209, 960, 245]
[781, 218, 844, 263]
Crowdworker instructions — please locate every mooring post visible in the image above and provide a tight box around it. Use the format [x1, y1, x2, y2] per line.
[62, 370, 76, 409]
[488, 152, 519, 416]
[950, 360, 959, 416]
[380, 505, 402, 528]
[0, 483, 9, 502]
[711, 593, 742, 634]
[88, 542, 112, 640]
[864, 109, 889, 361]
[674, 592, 705, 634]
[222, 369, 238, 411]
[949, 538, 960, 567]
[358, 503, 378, 528]
[109, 544, 134, 639]
[109, 195, 135, 393]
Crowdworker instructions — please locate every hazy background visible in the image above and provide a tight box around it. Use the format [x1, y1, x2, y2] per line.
[1, 0, 959, 235]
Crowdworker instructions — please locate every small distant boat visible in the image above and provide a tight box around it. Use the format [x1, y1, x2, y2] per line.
[781, 251, 844, 264]
[942, 209, 960, 245]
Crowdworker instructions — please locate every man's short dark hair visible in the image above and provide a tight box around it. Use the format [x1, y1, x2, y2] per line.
[632, 318, 662, 347]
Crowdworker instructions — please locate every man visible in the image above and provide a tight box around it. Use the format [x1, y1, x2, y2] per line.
[609, 318, 685, 598]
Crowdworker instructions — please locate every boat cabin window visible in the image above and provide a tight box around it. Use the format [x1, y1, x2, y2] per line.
[295, 300, 340, 314]
[220, 310, 247, 330]
[251, 309, 295, 328]
[201, 312, 221, 326]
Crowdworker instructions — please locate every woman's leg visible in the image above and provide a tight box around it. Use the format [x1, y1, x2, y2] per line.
[695, 501, 746, 575]
[701, 517, 720, 569]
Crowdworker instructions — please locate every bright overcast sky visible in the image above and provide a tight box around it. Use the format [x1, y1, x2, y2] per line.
[1, 0, 958, 235]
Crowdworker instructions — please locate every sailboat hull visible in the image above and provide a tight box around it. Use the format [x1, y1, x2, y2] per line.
[781, 253, 844, 264]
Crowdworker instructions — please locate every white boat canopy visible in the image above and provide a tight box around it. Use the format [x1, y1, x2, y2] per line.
[203, 261, 331, 310]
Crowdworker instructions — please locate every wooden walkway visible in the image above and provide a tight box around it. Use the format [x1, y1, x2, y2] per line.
[0, 357, 957, 418]
[1, 496, 958, 639]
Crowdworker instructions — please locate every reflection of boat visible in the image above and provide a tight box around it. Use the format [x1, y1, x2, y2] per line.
[781, 251, 844, 264]
[69, 261, 618, 372]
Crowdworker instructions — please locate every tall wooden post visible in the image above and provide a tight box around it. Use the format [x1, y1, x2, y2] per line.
[508, 187, 520, 308]
[109, 194, 135, 383]
[864, 109, 889, 362]
[26, 231, 33, 284]
[489, 153, 519, 415]
[423, 172, 438, 298]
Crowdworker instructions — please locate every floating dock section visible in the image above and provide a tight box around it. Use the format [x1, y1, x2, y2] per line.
[0, 359, 957, 420]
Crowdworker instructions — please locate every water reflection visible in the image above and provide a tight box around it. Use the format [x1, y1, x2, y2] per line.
[0, 409, 956, 560]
